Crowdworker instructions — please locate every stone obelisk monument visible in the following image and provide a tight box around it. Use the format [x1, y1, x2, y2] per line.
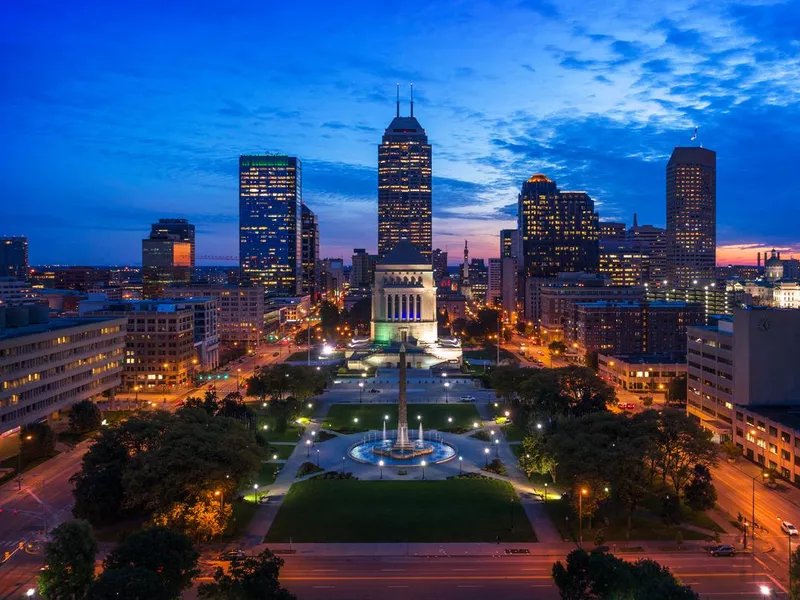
[395, 343, 412, 450]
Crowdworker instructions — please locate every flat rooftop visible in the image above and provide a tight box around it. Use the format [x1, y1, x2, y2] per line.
[0, 317, 123, 342]
[601, 352, 686, 365]
[741, 405, 800, 433]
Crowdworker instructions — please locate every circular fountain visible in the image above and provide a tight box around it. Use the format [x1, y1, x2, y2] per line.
[347, 343, 456, 467]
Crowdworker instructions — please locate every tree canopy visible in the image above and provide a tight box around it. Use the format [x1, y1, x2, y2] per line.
[198, 549, 297, 600]
[68, 400, 103, 433]
[552, 548, 698, 600]
[38, 520, 98, 600]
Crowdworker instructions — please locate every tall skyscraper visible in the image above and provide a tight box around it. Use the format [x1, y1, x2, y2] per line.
[239, 155, 302, 295]
[142, 220, 193, 299]
[377, 86, 432, 261]
[487, 258, 502, 307]
[150, 219, 195, 268]
[0, 237, 28, 279]
[627, 218, 667, 284]
[518, 174, 599, 278]
[666, 147, 716, 287]
[351, 248, 377, 288]
[301, 204, 319, 296]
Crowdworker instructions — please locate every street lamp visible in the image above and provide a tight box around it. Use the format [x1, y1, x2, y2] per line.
[759, 585, 771, 597]
[458, 455, 463, 474]
[543, 482, 548, 503]
[379, 459, 385, 479]
[214, 489, 224, 523]
[778, 517, 793, 596]
[473, 422, 479, 429]
[579, 488, 588, 547]
[494, 438, 500, 457]
[484, 447, 490, 467]
[341, 455, 346, 475]
[444, 381, 450, 403]
[253, 484, 259, 503]
[536, 423, 543, 430]
[306, 439, 311, 457]
[316, 448, 320, 467]
[359, 381, 364, 403]
[504, 410, 510, 418]
[421, 460, 427, 480]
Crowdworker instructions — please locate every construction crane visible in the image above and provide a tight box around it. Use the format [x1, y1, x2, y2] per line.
[196, 255, 238, 261]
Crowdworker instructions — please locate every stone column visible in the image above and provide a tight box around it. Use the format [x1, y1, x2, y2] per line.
[396, 343, 411, 449]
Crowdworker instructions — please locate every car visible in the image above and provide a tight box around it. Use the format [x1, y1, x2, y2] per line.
[782, 521, 799, 536]
[368, 388, 380, 393]
[459, 395, 476, 402]
[709, 544, 736, 557]
[218, 550, 246, 561]
[625, 402, 636, 410]
[617, 403, 629, 410]
[273, 352, 279, 357]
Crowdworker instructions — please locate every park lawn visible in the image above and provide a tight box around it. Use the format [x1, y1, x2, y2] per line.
[502, 423, 526, 442]
[543, 497, 715, 542]
[463, 345, 518, 364]
[640, 494, 725, 534]
[224, 501, 259, 539]
[255, 415, 305, 442]
[258, 461, 281, 483]
[323, 404, 481, 434]
[267, 445, 296, 461]
[265, 479, 536, 543]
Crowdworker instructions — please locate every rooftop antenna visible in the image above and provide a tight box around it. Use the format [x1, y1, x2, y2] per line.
[410, 83, 414, 117]
[396, 83, 400, 117]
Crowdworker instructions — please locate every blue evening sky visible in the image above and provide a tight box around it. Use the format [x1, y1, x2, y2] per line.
[1, 0, 799, 266]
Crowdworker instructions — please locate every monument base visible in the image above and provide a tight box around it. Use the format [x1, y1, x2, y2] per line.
[374, 443, 435, 460]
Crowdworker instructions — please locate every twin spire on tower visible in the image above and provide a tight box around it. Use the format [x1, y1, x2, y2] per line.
[396, 83, 415, 118]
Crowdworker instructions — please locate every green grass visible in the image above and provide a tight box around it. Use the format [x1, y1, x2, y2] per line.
[257, 461, 281, 484]
[224, 501, 259, 539]
[464, 345, 518, 364]
[265, 478, 536, 543]
[102, 410, 134, 424]
[323, 404, 481, 434]
[543, 497, 715, 542]
[267, 445, 296, 461]
[502, 423, 526, 442]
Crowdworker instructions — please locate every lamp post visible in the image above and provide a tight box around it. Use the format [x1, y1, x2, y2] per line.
[379, 460, 384, 480]
[484, 447, 490, 467]
[459, 456, 463, 474]
[214, 489, 224, 525]
[759, 585, 771, 597]
[444, 381, 450, 404]
[341, 456, 346, 475]
[543, 482, 548, 503]
[510, 498, 515, 532]
[311, 430, 316, 446]
[778, 517, 793, 596]
[253, 484, 259, 503]
[421, 460, 427, 480]
[306, 439, 311, 457]
[579, 487, 588, 547]
[494, 438, 500, 457]
[237, 368, 242, 391]
[359, 382, 364, 404]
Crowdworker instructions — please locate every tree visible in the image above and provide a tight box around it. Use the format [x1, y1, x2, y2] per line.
[153, 493, 232, 542]
[683, 464, 717, 512]
[38, 520, 98, 600]
[87, 567, 166, 600]
[319, 301, 341, 336]
[266, 396, 300, 434]
[667, 375, 687, 405]
[548, 340, 567, 356]
[20, 422, 56, 464]
[182, 391, 218, 416]
[103, 526, 199, 600]
[584, 351, 599, 371]
[720, 439, 742, 461]
[519, 434, 556, 480]
[68, 400, 102, 433]
[552, 548, 698, 600]
[198, 549, 297, 600]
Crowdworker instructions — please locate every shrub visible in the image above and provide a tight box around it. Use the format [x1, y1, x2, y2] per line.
[296, 462, 323, 477]
[482, 458, 507, 476]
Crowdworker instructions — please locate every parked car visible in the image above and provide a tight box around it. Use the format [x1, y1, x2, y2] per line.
[459, 395, 476, 402]
[273, 352, 279, 357]
[368, 388, 380, 393]
[709, 544, 736, 557]
[218, 550, 246, 561]
[617, 403, 629, 410]
[625, 402, 636, 410]
[782, 521, 799, 536]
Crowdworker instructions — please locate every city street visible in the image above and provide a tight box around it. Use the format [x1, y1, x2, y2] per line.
[264, 552, 780, 600]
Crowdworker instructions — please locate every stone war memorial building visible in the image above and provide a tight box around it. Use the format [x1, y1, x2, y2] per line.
[347, 239, 461, 369]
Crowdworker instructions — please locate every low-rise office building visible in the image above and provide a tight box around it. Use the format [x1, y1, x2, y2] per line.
[0, 307, 125, 457]
[733, 406, 800, 484]
[598, 353, 686, 394]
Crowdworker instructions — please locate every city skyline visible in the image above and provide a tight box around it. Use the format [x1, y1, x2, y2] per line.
[3, 0, 800, 266]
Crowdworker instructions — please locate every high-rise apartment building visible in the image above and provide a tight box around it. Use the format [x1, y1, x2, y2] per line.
[518, 175, 599, 279]
[377, 88, 432, 261]
[142, 219, 193, 299]
[239, 155, 302, 295]
[165, 284, 264, 348]
[487, 258, 502, 307]
[666, 147, 716, 287]
[432, 249, 448, 282]
[351, 249, 377, 288]
[320, 258, 345, 298]
[599, 222, 626, 241]
[501, 257, 517, 319]
[627, 221, 667, 284]
[0, 237, 28, 279]
[301, 204, 319, 297]
[599, 242, 650, 286]
[500, 229, 519, 259]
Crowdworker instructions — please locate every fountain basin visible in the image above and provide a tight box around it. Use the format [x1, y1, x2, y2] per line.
[348, 438, 457, 466]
